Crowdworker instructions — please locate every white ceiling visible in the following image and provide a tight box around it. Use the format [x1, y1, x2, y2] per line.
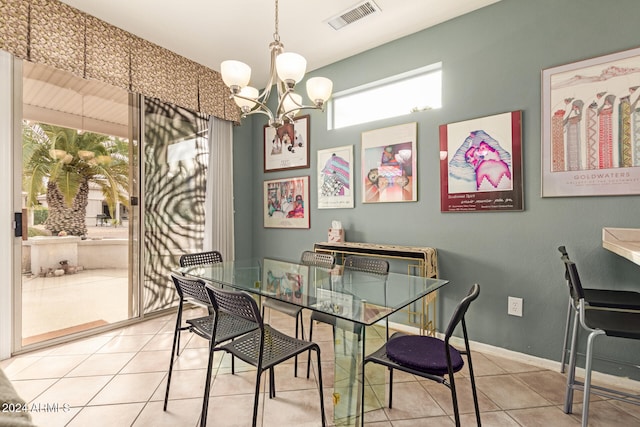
[59, 0, 500, 85]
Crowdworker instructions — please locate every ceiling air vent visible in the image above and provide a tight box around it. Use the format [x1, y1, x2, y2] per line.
[327, 1, 381, 31]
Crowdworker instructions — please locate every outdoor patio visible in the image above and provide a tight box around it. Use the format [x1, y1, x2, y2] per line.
[21, 223, 130, 345]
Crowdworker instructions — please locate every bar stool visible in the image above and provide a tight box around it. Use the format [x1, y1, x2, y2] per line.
[557, 246, 640, 372]
[562, 259, 640, 427]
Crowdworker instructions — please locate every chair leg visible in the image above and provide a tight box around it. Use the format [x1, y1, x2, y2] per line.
[294, 316, 300, 377]
[388, 368, 394, 408]
[306, 320, 314, 379]
[298, 311, 305, 341]
[199, 340, 217, 427]
[269, 367, 276, 398]
[315, 346, 327, 427]
[175, 303, 183, 357]
[466, 353, 481, 426]
[448, 368, 461, 427]
[164, 303, 183, 410]
[581, 330, 604, 427]
[252, 369, 262, 427]
[564, 309, 580, 414]
[560, 297, 572, 373]
[293, 311, 305, 377]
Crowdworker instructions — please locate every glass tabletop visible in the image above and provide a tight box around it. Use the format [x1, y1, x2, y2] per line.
[177, 257, 448, 326]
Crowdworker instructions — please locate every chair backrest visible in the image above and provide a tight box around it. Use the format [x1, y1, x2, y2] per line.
[558, 245, 572, 285]
[563, 259, 586, 303]
[170, 272, 211, 306]
[343, 255, 389, 275]
[207, 284, 263, 328]
[300, 251, 335, 268]
[179, 251, 223, 267]
[444, 284, 480, 339]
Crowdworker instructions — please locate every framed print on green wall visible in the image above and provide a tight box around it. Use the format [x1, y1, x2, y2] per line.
[361, 122, 417, 203]
[317, 145, 354, 209]
[264, 115, 310, 172]
[541, 46, 640, 197]
[264, 176, 310, 228]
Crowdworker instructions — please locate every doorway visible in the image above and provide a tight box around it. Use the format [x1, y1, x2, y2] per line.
[17, 61, 139, 348]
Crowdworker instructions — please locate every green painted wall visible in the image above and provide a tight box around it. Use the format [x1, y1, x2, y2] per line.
[233, 0, 640, 377]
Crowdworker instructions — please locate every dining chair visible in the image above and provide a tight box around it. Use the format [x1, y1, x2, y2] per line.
[261, 250, 335, 377]
[163, 273, 258, 415]
[562, 259, 640, 427]
[206, 284, 327, 427]
[363, 283, 481, 427]
[179, 250, 223, 267]
[306, 255, 389, 379]
[557, 246, 640, 372]
[173, 250, 224, 356]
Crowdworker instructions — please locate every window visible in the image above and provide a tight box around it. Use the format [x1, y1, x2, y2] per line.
[329, 63, 442, 130]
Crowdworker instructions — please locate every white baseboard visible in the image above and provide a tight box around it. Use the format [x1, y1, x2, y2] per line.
[387, 321, 640, 392]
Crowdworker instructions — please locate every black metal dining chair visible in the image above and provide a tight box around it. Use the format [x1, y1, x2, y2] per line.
[557, 246, 640, 372]
[261, 251, 334, 376]
[562, 259, 640, 427]
[172, 251, 224, 356]
[363, 284, 481, 427]
[163, 273, 258, 417]
[306, 255, 389, 379]
[206, 284, 327, 427]
[179, 250, 224, 268]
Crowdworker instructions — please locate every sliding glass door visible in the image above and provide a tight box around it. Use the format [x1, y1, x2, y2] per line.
[13, 59, 211, 351]
[17, 60, 139, 348]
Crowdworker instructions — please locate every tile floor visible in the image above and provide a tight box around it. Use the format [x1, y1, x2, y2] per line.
[2, 308, 640, 427]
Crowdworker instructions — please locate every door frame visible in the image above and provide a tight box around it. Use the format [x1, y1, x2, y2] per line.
[0, 51, 17, 359]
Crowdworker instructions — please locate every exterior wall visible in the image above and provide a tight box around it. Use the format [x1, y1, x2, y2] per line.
[22, 237, 128, 274]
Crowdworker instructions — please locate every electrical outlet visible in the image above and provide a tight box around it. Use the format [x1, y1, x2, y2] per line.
[508, 296, 523, 317]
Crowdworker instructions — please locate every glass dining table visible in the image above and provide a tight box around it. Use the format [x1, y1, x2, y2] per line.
[177, 257, 449, 426]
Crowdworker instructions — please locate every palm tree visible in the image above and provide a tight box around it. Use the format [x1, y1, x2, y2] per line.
[23, 122, 129, 236]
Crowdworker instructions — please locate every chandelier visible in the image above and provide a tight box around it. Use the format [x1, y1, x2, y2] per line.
[220, 0, 333, 128]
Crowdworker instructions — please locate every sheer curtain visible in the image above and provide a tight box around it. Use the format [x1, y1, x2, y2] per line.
[204, 117, 235, 260]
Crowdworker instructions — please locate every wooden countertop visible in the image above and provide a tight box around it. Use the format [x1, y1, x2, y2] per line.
[602, 227, 640, 266]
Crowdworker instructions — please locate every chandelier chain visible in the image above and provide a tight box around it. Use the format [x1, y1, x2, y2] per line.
[274, 0, 280, 42]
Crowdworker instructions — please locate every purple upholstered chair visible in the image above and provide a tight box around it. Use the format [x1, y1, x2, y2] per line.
[363, 284, 481, 427]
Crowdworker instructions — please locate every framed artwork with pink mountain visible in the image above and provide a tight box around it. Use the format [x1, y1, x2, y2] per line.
[439, 111, 523, 212]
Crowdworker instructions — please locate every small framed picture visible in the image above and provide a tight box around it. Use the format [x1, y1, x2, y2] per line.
[317, 145, 354, 209]
[264, 176, 310, 228]
[264, 115, 310, 172]
[361, 122, 417, 203]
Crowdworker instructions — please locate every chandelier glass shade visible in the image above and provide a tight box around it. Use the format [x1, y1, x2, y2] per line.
[220, 0, 333, 128]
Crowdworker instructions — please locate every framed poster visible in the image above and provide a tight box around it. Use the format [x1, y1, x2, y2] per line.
[542, 47, 640, 197]
[264, 176, 310, 228]
[263, 258, 309, 306]
[317, 145, 354, 209]
[361, 122, 417, 203]
[264, 115, 310, 172]
[439, 111, 523, 212]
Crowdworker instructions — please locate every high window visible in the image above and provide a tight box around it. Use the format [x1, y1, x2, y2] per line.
[329, 63, 442, 130]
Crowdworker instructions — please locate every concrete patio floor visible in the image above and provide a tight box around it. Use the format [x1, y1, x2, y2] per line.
[21, 223, 130, 345]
